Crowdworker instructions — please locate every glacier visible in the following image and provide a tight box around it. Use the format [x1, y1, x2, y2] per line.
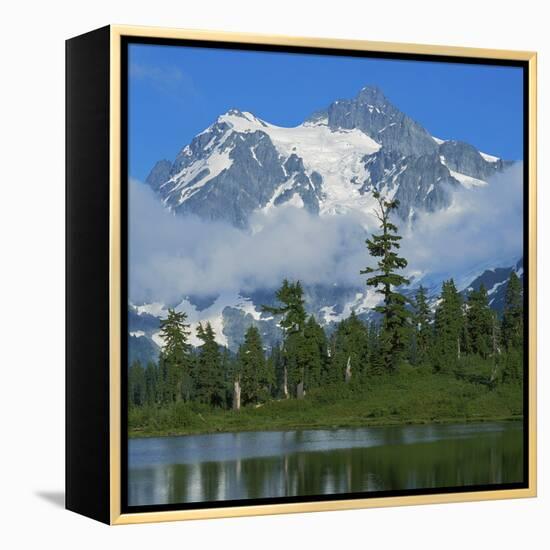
[129, 85, 521, 356]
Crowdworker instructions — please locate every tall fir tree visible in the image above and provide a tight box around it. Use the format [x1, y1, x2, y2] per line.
[330, 312, 369, 382]
[269, 343, 286, 398]
[158, 308, 192, 403]
[502, 271, 523, 351]
[263, 280, 307, 334]
[466, 284, 494, 359]
[361, 191, 410, 373]
[144, 361, 160, 405]
[158, 354, 169, 404]
[367, 322, 384, 375]
[263, 280, 308, 397]
[433, 279, 463, 372]
[326, 332, 342, 384]
[412, 285, 432, 365]
[284, 331, 309, 398]
[236, 326, 272, 405]
[501, 271, 523, 384]
[195, 322, 225, 407]
[220, 347, 235, 408]
[302, 315, 329, 389]
[128, 360, 146, 407]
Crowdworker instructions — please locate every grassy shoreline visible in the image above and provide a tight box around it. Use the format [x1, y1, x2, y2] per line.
[129, 370, 523, 439]
[129, 414, 523, 439]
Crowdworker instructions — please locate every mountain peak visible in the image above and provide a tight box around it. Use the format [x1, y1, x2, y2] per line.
[356, 85, 387, 105]
[222, 107, 247, 118]
[145, 83, 509, 231]
[215, 109, 268, 130]
[308, 84, 438, 156]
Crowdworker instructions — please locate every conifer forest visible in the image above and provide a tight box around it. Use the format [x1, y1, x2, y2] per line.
[128, 194, 524, 437]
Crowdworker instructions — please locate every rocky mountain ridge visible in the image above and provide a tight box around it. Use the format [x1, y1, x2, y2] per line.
[146, 85, 511, 227]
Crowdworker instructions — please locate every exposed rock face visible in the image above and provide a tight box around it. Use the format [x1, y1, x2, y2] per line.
[276, 154, 323, 215]
[131, 86, 519, 353]
[462, 258, 524, 313]
[151, 112, 328, 228]
[438, 140, 512, 179]
[145, 86, 510, 228]
[172, 130, 286, 228]
[128, 334, 159, 367]
[145, 159, 172, 191]
[315, 85, 438, 157]
[360, 150, 460, 220]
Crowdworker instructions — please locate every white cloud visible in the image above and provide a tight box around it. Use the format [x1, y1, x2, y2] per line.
[129, 163, 523, 305]
[401, 163, 524, 285]
[129, 180, 369, 305]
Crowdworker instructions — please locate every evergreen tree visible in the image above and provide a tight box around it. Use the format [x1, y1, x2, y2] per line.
[285, 331, 309, 398]
[263, 280, 307, 334]
[128, 360, 146, 406]
[412, 286, 432, 365]
[236, 326, 271, 405]
[367, 322, 384, 375]
[433, 279, 463, 372]
[158, 308, 192, 402]
[466, 284, 494, 359]
[330, 312, 369, 382]
[303, 315, 328, 389]
[220, 347, 235, 408]
[326, 332, 342, 384]
[502, 272, 523, 351]
[263, 280, 308, 397]
[502, 347, 523, 384]
[158, 354, 169, 404]
[269, 343, 286, 398]
[195, 322, 225, 407]
[501, 272, 523, 384]
[144, 361, 160, 405]
[361, 191, 410, 372]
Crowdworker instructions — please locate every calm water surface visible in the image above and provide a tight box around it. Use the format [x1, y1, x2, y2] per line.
[128, 421, 523, 506]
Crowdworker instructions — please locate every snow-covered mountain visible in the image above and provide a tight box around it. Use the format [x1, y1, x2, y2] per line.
[130, 85, 519, 359]
[128, 256, 523, 364]
[461, 258, 524, 313]
[147, 85, 511, 227]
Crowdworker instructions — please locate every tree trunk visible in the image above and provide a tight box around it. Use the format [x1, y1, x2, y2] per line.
[492, 319, 501, 355]
[490, 320, 499, 383]
[345, 356, 352, 383]
[283, 365, 289, 399]
[296, 380, 305, 399]
[233, 379, 241, 410]
[457, 336, 461, 360]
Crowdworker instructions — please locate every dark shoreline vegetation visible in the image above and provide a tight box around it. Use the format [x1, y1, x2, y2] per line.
[129, 369, 523, 438]
[128, 194, 524, 439]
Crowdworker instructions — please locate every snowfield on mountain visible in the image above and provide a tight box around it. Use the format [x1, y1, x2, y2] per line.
[129, 85, 522, 356]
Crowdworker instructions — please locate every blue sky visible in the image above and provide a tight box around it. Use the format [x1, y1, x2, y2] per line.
[128, 43, 524, 181]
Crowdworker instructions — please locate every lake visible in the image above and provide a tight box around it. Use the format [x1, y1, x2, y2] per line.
[128, 421, 523, 506]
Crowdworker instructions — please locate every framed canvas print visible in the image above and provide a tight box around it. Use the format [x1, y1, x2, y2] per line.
[66, 25, 537, 525]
